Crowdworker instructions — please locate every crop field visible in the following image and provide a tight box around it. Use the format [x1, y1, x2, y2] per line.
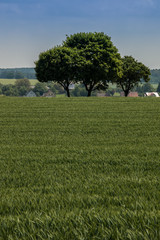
[0, 97, 160, 239]
[0, 79, 38, 85]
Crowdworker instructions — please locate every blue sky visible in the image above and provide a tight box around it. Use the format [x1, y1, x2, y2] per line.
[0, 0, 160, 69]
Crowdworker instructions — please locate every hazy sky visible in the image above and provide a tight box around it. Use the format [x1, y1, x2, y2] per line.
[0, 0, 160, 69]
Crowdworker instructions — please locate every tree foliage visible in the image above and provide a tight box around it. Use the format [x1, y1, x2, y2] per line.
[35, 46, 83, 97]
[14, 78, 31, 96]
[35, 32, 122, 97]
[150, 69, 160, 83]
[1, 85, 18, 96]
[64, 32, 122, 96]
[157, 82, 160, 93]
[71, 84, 88, 97]
[135, 83, 155, 96]
[33, 82, 47, 96]
[15, 78, 31, 90]
[47, 82, 65, 95]
[142, 82, 155, 93]
[116, 56, 151, 97]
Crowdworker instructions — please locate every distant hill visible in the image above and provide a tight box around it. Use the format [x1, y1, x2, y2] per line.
[0, 68, 160, 83]
[0, 68, 36, 79]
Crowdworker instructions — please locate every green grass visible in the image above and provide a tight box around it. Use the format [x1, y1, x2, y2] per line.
[56, 93, 66, 98]
[0, 79, 38, 85]
[0, 97, 160, 239]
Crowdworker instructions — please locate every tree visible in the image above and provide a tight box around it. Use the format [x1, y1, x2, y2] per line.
[142, 82, 155, 93]
[33, 82, 47, 96]
[106, 88, 115, 96]
[134, 84, 143, 96]
[71, 84, 88, 97]
[150, 69, 160, 84]
[18, 86, 28, 96]
[157, 82, 160, 93]
[1, 85, 18, 96]
[134, 83, 155, 97]
[47, 82, 65, 95]
[64, 32, 122, 96]
[15, 78, 31, 96]
[116, 56, 151, 97]
[35, 46, 83, 97]
[0, 83, 3, 95]
[15, 78, 31, 89]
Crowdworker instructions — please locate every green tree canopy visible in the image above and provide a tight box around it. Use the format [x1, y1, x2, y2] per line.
[1, 85, 18, 96]
[18, 86, 28, 96]
[35, 32, 122, 97]
[15, 78, 31, 96]
[35, 46, 83, 97]
[15, 78, 31, 90]
[33, 82, 48, 96]
[157, 82, 160, 93]
[71, 84, 88, 97]
[47, 82, 65, 95]
[64, 32, 122, 96]
[142, 82, 155, 93]
[116, 56, 151, 97]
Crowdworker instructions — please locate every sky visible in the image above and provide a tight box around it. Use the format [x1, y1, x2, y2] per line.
[0, 0, 160, 69]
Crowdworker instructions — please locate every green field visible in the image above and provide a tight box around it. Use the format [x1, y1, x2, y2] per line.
[0, 97, 160, 239]
[0, 79, 38, 85]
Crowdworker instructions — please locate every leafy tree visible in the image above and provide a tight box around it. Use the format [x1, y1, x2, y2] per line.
[134, 84, 143, 96]
[134, 83, 154, 97]
[15, 78, 31, 90]
[15, 79, 31, 96]
[157, 82, 160, 93]
[47, 82, 65, 94]
[2, 85, 12, 96]
[64, 32, 122, 96]
[71, 84, 88, 97]
[116, 56, 151, 97]
[18, 86, 28, 96]
[10, 87, 19, 96]
[33, 82, 48, 96]
[106, 89, 115, 96]
[142, 82, 155, 93]
[150, 69, 160, 84]
[35, 46, 83, 97]
[1, 85, 18, 96]
[0, 83, 3, 95]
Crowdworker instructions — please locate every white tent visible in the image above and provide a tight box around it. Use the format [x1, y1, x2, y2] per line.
[144, 92, 159, 97]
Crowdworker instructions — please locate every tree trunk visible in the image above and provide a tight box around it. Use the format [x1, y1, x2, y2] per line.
[124, 90, 129, 97]
[83, 82, 93, 97]
[87, 89, 92, 97]
[66, 88, 70, 97]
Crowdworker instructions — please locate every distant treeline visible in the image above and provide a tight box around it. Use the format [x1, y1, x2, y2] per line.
[0, 68, 160, 82]
[0, 68, 36, 79]
[150, 69, 160, 83]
